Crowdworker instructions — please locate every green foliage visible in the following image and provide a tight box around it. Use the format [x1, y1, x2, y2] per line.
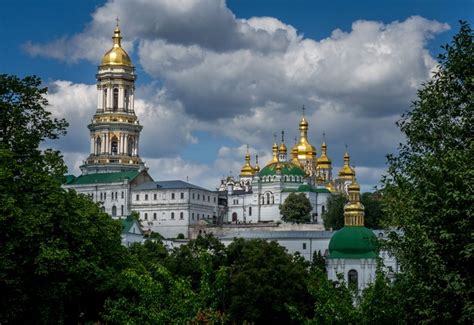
[225, 238, 313, 324]
[322, 193, 347, 230]
[382, 21, 473, 323]
[310, 250, 327, 273]
[0, 74, 129, 323]
[280, 192, 312, 223]
[305, 270, 359, 324]
[323, 192, 385, 230]
[177, 233, 185, 239]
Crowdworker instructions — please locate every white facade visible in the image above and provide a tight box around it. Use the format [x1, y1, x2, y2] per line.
[131, 181, 218, 238]
[327, 258, 377, 291]
[222, 176, 331, 225]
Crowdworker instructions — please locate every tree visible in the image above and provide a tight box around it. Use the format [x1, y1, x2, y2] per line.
[0, 75, 129, 323]
[323, 192, 385, 230]
[382, 22, 473, 323]
[279, 192, 312, 223]
[322, 193, 347, 230]
[225, 238, 313, 324]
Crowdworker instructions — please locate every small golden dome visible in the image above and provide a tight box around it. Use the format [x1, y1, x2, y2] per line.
[254, 155, 260, 173]
[278, 142, 287, 153]
[268, 140, 280, 164]
[299, 116, 309, 130]
[326, 182, 336, 192]
[101, 25, 132, 67]
[317, 141, 332, 167]
[338, 150, 355, 180]
[240, 150, 255, 177]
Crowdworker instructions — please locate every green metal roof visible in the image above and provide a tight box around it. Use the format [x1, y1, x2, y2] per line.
[121, 215, 141, 233]
[259, 162, 305, 177]
[282, 185, 331, 193]
[64, 175, 76, 184]
[66, 170, 140, 185]
[328, 226, 378, 259]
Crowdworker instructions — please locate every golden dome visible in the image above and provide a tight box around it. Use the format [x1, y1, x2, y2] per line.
[317, 141, 332, 167]
[290, 144, 301, 166]
[326, 182, 336, 193]
[338, 150, 355, 180]
[240, 150, 255, 177]
[254, 155, 260, 173]
[101, 25, 132, 67]
[278, 142, 287, 153]
[268, 140, 279, 165]
[344, 176, 365, 226]
[299, 116, 309, 130]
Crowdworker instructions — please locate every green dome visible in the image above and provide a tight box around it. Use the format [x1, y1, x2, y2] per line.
[328, 226, 378, 259]
[259, 162, 306, 177]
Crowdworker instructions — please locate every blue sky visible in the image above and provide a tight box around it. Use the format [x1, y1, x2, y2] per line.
[1, 0, 472, 190]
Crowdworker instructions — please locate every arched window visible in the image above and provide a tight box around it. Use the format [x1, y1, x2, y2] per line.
[111, 206, 117, 217]
[113, 88, 119, 111]
[153, 213, 157, 220]
[260, 196, 264, 205]
[96, 137, 101, 154]
[232, 212, 237, 222]
[111, 136, 118, 155]
[348, 270, 358, 289]
[128, 136, 133, 155]
[103, 88, 107, 110]
[124, 88, 129, 110]
[266, 193, 270, 205]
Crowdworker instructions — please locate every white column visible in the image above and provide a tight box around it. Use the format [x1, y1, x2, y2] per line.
[107, 86, 112, 110]
[97, 87, 102, 110]
[130, 91, 134, 111]
[101, 133, 106, 154]
[90, 137, 94, 154]
[135, 136, 139, 156]
[119, 87, 124, 111]
[124, 135, 128, 156]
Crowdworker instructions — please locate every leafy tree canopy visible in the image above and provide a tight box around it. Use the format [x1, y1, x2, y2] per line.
[383, 21, 473, 323]
[279, 192, 312, 223]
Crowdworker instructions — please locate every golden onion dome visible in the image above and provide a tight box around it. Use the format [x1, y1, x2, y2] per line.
[240, 151, 255, 177]
[299, 116, 309, 130]
[254, 155, 260, 173]
[317, 141, 332, 167]
[101, 25, 132, 67]
[268, 140, 279, 165]
[279, 142, 287, 153]
[296, 113, 316, 159]
[326, 182, 336, 193]
[338, 150, 355, 180]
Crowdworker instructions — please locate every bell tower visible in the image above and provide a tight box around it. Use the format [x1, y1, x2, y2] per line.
[81, 20, 145, 174]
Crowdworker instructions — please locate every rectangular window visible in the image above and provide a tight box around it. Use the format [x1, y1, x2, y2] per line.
[154, 193, 157, 200]
[180, 212, 184, 219]
[249, 206, 252, 216]
[171, 212, 175, 219]
[208, 196, 210, 202]
[145, 194, 148, 200]
[104, 193, 107, 200]
[193, 193, 195, 199]
[180, 192, 184, 199]
[144, 213, 148, 220]
[192, 212, 194, 220]
[302, 243, 307, 250]
[171, 193, 175, 200]
[121, 191, 124, 199]
[153, 213, 157, 220]
[136, 194, 139, 201]
[121, 205, 124, 216]
[214, 197, 216, 203]
[198, 194, 200, 200]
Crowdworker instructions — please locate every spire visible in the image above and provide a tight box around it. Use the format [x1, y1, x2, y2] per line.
[338, 145, 355, 180]
[343, 173, 365, 226]
[113, 17, 122, 47]
[278, 130, 287, 161]
[254, 154, 260, 173]
[240, 144, 255, 177]
[269, 133, 279, 164]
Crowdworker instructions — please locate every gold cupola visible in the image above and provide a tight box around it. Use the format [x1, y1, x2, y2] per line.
[268, 134, 280, 165]
[296, 108, 316, 160]
[254, 155, 260, 173]
[290, 137, 301, 166]
[240, 146, 255, 177]
[317, 139, 332, 168]
[343, 175, 365, 226]
[338, 149, 355, 180]
[101, 20, 132, 67]
[278, 130, 287, 161]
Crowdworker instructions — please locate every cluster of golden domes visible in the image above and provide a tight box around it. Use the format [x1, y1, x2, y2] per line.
[239, 110, 356, 191]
